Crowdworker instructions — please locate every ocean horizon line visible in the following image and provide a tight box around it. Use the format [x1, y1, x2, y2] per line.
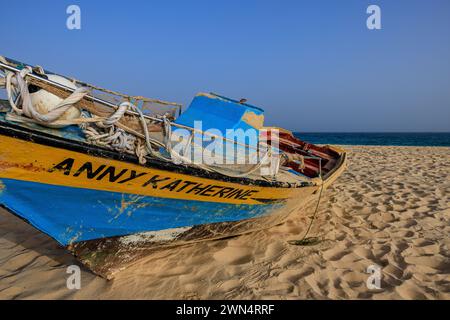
[293, 131, 450, 134]
[292, 132, 450, 147]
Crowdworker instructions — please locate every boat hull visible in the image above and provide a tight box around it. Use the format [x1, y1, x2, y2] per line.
[0, 178, 289, 244]
[0, 123, 317, 244]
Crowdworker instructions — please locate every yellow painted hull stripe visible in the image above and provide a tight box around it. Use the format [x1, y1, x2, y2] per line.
[0, 135, 303, 205]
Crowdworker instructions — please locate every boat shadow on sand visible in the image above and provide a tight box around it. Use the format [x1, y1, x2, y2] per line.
[0, 207, 85, 273]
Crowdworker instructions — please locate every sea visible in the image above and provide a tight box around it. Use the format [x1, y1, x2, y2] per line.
[292, 132, 450, 147]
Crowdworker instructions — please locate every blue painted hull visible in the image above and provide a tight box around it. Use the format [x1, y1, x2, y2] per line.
[0, 178, 281, 245]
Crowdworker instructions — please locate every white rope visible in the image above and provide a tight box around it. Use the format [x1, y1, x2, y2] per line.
[79, 102, 170, 164]
[4, 67, 90, 125]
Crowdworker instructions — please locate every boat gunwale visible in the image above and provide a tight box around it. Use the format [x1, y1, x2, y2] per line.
[322, 150, 347, 181]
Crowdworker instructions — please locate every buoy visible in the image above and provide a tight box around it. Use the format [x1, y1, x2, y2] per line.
[30, 74, 80, 127]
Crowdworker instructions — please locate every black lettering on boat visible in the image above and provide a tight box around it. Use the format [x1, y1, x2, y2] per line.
[225, 188, 246, 199]
[49, 158, 75, 175]
[118, 170, 147, 184]
[199, 185, 223, 197]
[176, 181, 197, 192]
[213, 187, 235, 198]
[186, 183, 211, 194]
[235, 190, 251, 199]
[237, 190, 259, 200]
[160, 179, 182, 191]
[73, 162, 106, 179]
[96, 166, 128, 182]
[47, 159, 259, 201]
[142, 175, 170, 188]
[224, 188, 259, 200]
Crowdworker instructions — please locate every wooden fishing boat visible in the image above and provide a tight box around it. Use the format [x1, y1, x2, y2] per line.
[0, 56, 346, 278]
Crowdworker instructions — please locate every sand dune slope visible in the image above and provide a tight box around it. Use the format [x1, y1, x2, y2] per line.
[0, 146, 449, 299]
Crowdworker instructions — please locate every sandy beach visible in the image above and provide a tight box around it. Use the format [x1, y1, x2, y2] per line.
[0, 145, 449, 299]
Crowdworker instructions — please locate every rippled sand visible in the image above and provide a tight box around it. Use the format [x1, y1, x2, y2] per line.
[0, 146, 449, 299]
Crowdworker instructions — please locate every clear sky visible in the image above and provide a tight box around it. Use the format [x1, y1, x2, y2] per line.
[1, 0, 449, 132]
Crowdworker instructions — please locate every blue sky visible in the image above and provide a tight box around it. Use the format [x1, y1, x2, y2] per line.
[1, 0, 449, 132]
